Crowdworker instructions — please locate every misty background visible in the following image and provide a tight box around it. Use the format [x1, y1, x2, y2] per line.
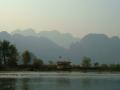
[0, 0, 120, 37]
[0, 0, 120, 64]
[0, 29, 119, 64]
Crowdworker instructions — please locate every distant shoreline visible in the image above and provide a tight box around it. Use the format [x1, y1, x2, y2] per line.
[0, 71, 120, 78]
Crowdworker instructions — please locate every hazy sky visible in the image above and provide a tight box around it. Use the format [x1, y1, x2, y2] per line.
[0, 0, 120, 37]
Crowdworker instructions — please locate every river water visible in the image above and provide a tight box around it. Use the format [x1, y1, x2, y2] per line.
[0, 72, 120, 90]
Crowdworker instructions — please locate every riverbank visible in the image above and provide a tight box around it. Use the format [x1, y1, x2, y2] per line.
[0, 71, 120, 78]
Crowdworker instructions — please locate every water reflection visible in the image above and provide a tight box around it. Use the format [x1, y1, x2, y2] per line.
[80, 78, 92, 90]
[55, 78, 71, 90]
[0, 74, 120, 90]
[0, 78, 98, 90]
[21, 78, 29, 90]
[0, 78, 16, 90]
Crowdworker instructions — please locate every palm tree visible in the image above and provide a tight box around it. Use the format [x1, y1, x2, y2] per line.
[2, 40, 10, 65]
[0, 40, 19, 66]
[8, 44, 19, 66]
[0, 41, 2, 65]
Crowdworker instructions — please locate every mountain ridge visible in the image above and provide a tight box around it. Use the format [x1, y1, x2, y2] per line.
[0, 31, 120, 64]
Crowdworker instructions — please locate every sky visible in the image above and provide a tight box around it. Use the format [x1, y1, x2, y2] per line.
[0, 0, 120, 37]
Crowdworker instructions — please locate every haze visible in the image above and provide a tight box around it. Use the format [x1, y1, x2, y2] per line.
[0, 0, 120, 37]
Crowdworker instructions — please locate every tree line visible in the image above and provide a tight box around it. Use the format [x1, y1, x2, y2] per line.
[0, 40, 42, 66]
[0, 40, 120, 72]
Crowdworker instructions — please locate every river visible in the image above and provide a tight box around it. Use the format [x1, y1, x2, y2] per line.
[0, 72, 120, 90]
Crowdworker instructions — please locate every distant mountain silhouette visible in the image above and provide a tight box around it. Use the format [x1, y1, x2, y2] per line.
[38, 30, 80, 48]
[0, 31, 67, 62]
[12, 29, 79, 48]
[0, 31, 120, 64]
[70, 34, 120, 64]
[12, 28, 37, 36]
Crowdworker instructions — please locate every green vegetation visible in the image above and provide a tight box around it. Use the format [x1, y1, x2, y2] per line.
[0, 40, 18, 67]
[22, 50, 31, 65]
[0, 40, 120, 72]
[81, 57, 91, 68]
[33, 58, 44, 67]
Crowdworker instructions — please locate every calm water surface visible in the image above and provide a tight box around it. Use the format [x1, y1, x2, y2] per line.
[0, 72, 120, 90]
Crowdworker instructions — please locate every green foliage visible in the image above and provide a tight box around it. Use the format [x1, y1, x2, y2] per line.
[94, 62, 99, 67]
[81, 57, 91, 68]
[1, 40, 120, 72]
[1, 40, 10, 65]
[33, 58, 43, 67]
[22, 50, 31, 65]
[7, 45, 19, 66]
[109, 64, 120, 70]
[0, 40, 18, 66]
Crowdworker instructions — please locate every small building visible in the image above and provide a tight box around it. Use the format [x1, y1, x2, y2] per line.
[56, 61, 71, 70]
